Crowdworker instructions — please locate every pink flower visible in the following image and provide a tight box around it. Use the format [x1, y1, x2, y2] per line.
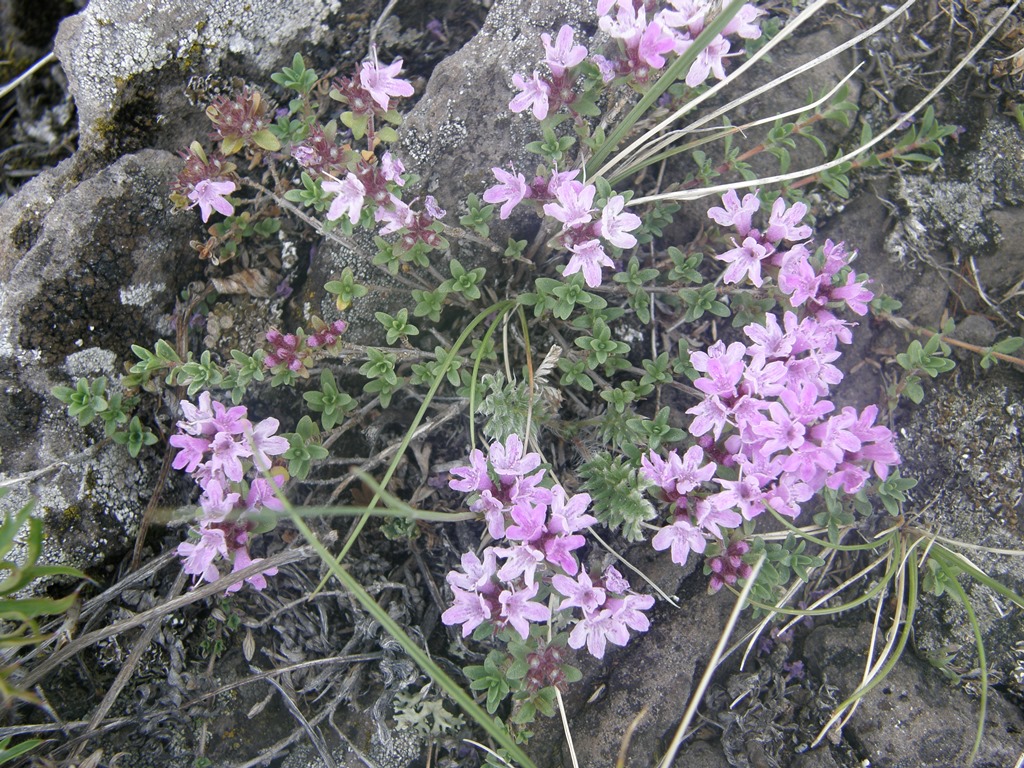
[707, 189, 760, 237]
[246, 475, 285, 512]
[498, 582, 550, 640]
[375, 196, 415, 235]
[548, 486, 596, 535]
[510, 72, 551, 120]
[442, 586, 493, 637]
[543, 180, 596, 228]
[637, 19, 676, 69]
[226, 547, 278, 593]
[652, 517, 707, 566]
[685, 35, 731, 87]
[447, 549, 499, 593]
[542, 25, 588, 77]
[358, 58, 414, 111]
[245, 417, 289, 471]
[599, 194, 642, 248]
[765, 197, 812, 243]
[717, 236, 770, 287]
[449, 448, 493, 493]
[323, 173, 366, 224]
[489, 434, 541, 483]
[693, 498, 742, 538]
[483, 167, 531, 219]
[553, 569, 606, 614]
[170, 434, 209, 474]
[381, 152, 405, 186]
[564, 239, 614, 287]
[207, 432, 252, 484]
[198, 478, 241, 520]
[831, 271, 874, 316]
[178, 526, 229, 583]
[188, 179, 235, 222]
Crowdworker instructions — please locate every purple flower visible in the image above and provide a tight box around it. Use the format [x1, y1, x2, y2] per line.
[442, 586, 493, 637]
[178, 392, 216, 436]
[246, 475, 285, 512]
[509, 72, 551, 120]
[714, 474, 766, 520]
[227, 547, 278, 592]
[375, 196, 415, 235]
[505, 501, 548, 543]
[831, 271, 874, 315]
[694, 498, 742, 538]
[541, 25, 588, 77]
[489, 434, 542, 483]
[685, 35, 731, 87]
[178, 526, 229, 584]
[358, 57, 414, 111]
[548, 486, 597, 535]
[449, 448, 493, 493]
[495, 542, 546, 586]
[424, 195, 446, 220]
[602, 565, 630, 593]
[198, 478, 241, 521]
[323, 173, 366, 224]
[188, 179, 235, 222]
[447, 549, 499, 592]
[208, 432, 252, 484]
[723, 5, 764, 39]
[567, 606, 631, 659]
[637, 18, 676, 69]
[483, 167, 531, 219]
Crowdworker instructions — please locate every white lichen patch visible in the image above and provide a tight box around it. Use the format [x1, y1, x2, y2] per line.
[63, 347, 118, 378]
[119, 281, 165, 307]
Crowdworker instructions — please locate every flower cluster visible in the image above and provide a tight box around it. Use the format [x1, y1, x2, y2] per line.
[444, 435, 654, 659]
[509, 0, 762, 120]
[482, 168, 642, 287]
[171, 142, 237, 222]
[263, 318, 348, 379]
[314, 59, 450, 249]
[170, 393, 289, 591]
[639, 192, 900, 573]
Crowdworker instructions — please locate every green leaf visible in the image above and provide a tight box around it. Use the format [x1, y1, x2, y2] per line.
[251, 128, 281, 152]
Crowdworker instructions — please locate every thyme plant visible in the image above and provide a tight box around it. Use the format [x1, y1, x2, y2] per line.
[47, 0, 1024, 763]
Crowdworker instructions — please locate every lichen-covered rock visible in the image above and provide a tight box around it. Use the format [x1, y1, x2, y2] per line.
[399, 0, 593, 216]
[53, 0, 349, 154]
[0, 149, 199, 572]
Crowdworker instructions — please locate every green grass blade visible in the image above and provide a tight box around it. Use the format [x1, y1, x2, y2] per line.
[938, 559, 987, 764]
[288, 509, 538, 768]
[584, 0, 749, 176]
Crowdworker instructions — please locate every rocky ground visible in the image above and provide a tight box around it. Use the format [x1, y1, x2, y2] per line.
[0, 0, 1023, 767]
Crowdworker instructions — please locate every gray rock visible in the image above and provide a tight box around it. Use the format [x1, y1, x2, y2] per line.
[0, 149, 198, 571]
[804, 623, 1024, 768]
[54, 0, 347, 154]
